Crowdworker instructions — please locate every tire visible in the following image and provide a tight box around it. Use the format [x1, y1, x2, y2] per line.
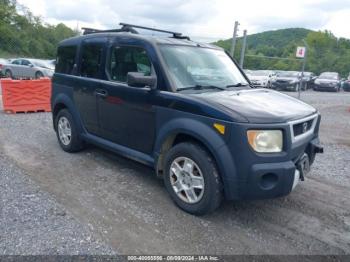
[35, 71, 44, 79]
[163, 142, 223, 215]
[55, 109, 85, 153]
[5, 70, 13, 79]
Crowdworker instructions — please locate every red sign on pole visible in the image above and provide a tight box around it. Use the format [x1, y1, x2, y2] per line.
[296, 47, 306, 58]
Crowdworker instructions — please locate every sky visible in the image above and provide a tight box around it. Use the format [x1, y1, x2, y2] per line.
[17, 0, 350, 41]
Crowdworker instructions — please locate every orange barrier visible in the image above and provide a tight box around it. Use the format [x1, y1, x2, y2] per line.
[0, 78, 51, 114]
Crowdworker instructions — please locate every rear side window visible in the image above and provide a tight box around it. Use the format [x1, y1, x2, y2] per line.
[108, 46, 152, 82]
[12, 60, 21, 65]
[80, 43, 103, 79]
[56, 46, 77, 75]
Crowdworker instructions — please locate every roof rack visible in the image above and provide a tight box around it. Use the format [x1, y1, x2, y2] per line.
[82, 23, 190, 40]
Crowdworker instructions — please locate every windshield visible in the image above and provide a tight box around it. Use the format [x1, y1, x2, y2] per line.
[250, 70, 271, 76]
[319, 73, 338, 80]
[277, 71, 300, 77]
[159, 45, 248, 91]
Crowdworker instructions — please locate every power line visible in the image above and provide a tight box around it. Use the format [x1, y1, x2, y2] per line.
[245, 54, 302, 62]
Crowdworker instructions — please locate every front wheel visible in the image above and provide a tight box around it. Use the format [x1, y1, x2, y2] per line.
[55, 109, 85, 153]
[163, 142, 223, 215]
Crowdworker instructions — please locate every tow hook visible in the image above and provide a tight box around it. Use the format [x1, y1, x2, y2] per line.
[297, 153, 310, 181]
[314, 144, 324, 154]
[310, 139, 324, 154]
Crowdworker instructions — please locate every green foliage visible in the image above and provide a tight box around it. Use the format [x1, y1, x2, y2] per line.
[214, 28, 350, 77]
[0, 0, 76, 59]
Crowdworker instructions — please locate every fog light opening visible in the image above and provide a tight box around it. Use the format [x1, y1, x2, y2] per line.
[260, 173, 279, 190]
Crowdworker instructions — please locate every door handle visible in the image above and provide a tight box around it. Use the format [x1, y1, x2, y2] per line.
[95, 89, 108, 98]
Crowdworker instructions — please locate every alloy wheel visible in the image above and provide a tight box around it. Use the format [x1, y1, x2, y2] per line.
[58, 116, 72, 146]
[169, 157, 205, 204]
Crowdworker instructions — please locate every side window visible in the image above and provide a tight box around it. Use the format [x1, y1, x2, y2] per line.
[22, 60, 31, 66]
[12, 60, 21, 65]
[108, 46, 152, 83]
[56, 45, 77, 75]
[80, 43, 103, 79]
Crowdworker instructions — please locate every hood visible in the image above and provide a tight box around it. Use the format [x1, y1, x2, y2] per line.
[196, 89, 317, 123]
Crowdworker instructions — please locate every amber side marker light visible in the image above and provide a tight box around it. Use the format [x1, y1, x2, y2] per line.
[213, 123, 226, 135]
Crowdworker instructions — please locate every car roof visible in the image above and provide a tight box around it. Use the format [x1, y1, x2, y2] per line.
[58, 32, 222, 50]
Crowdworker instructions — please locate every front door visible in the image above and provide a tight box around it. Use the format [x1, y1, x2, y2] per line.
[98, 45, 156, 154]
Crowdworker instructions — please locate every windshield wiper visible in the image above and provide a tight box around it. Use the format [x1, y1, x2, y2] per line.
[179, 85, 227, 91]
[226, 83, 249, 88]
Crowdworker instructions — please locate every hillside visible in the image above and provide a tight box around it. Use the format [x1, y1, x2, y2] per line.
[214, 28, 350, 77]
[0, 0, 76, 59]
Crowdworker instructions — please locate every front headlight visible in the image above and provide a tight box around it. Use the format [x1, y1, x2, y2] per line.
[247, 130, 283, 153]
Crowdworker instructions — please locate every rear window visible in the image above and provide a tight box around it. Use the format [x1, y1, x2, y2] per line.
[56, 46, 77, 75]
[80, 43, 104, 79]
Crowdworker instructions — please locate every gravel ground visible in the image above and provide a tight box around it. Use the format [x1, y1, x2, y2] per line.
[0, 88, 349, 255]
[0, 152, 116, 255]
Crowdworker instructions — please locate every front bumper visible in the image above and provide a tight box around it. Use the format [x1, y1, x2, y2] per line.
[272, 82, 297, 91]
[220, 114, 323, 200]
[313, 84, 338, 91]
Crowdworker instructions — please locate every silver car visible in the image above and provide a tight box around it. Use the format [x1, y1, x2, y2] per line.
[3, 58, 55, 79]
[0, 58, 10, 77]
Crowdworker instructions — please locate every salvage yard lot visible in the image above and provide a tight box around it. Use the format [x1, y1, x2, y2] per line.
[0, 89, 349, 255]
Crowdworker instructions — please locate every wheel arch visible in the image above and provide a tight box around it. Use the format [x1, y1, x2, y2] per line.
[52, 94, 84, 134]
[154, 118, 235, 184]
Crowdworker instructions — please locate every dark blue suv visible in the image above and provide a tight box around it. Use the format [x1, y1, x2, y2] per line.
[52, 24, 323, 215]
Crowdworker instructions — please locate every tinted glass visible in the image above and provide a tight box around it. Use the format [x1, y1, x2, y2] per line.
[80, 43, 104, 78]
[12, 60, 21, 65]
[108, 46, 151, 82]
[56, 46, 77, 74]
[319, 73, 338, 80]
[22, 60, 31, 66]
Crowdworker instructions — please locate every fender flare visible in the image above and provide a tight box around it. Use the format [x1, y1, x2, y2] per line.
[154, 117, 237, 182]
[52, 93, 85, 134]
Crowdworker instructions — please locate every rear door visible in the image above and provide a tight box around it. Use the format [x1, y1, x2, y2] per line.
[9, 59, 23, 78]
[97, 43, 157, 154]
[73, 37, 107, 135]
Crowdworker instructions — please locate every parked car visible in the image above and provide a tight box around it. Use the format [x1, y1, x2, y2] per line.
[244, 69, 253, 79]
[249, 70, 276, 88]
[0, 58, 10, 77]
[342, 74, 350, 92]
[301, 72, 316, 90]
[271, 71, 302, 91]
[313, 72, 341, 92]
[52, 23, 323, 215]
[2, 58, 55, 79]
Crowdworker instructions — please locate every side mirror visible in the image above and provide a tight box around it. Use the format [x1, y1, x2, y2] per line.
[127, 72, 156, 89]
[29, 64, 34, 68]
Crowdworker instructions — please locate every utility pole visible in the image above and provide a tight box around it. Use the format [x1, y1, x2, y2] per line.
[299, 39, 309, 99]
[230, 21, 240, 58]
[239, 29, 247, 68]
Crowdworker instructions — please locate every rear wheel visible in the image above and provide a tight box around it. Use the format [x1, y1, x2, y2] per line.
[163, 142, 223, 215]
[5, 70, 13, 79]
[55, 109, 85, 152]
